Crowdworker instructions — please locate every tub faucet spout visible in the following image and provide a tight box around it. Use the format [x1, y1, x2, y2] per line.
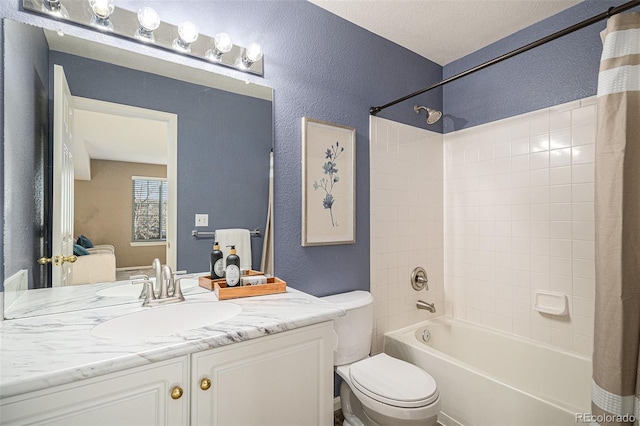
[417, 300, 436, 313]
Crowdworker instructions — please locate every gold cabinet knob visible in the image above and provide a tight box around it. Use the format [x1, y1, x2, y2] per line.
[200, 378, 212, 391]
[37, 257, 53, 265]
[171, 386, 184, 400]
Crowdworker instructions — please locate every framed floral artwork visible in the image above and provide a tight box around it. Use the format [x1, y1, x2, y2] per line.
[301, 117, 356, 246]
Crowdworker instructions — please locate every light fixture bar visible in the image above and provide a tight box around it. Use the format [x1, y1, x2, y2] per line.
[22, 0, 264, 76]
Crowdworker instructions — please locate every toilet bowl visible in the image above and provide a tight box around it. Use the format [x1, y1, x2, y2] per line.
[322, 291, 440, 426]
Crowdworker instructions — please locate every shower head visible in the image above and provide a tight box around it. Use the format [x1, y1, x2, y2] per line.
[414, 105, 442, 125]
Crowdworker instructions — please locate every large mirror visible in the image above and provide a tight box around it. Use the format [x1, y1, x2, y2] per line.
[3, 19, 273, 319]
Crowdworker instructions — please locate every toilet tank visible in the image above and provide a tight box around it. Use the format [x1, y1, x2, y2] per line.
[321, 291, 373, 366]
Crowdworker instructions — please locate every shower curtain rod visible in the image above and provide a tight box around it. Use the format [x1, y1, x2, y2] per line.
[369, 0, 640, 116]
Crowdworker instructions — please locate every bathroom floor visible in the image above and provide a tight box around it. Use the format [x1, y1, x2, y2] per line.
[334, 409, 345, 425]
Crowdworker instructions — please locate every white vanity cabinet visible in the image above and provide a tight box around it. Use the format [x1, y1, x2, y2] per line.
[0, 322, 335, 426]
[0, 356, 189, 425]
[191, 321, 335, 426]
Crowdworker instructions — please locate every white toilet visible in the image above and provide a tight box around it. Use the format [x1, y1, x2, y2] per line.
[322, 291, 440, 426]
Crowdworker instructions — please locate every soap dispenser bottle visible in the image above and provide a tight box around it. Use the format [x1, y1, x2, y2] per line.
[210, 241, 224, 279]
[225, 245, 241, 287]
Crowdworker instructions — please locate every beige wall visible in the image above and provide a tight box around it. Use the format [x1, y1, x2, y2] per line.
[75, 160, 167, 268]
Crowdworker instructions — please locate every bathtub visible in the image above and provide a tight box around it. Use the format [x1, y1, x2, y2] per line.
[383, 316, 592, 426]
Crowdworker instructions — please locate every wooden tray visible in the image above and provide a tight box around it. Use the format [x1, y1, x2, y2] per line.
[198, 270, 264, 290]
[198, 275, 286, 300]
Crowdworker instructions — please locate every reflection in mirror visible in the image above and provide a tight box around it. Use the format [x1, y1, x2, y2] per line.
[3, 19, 273, 319]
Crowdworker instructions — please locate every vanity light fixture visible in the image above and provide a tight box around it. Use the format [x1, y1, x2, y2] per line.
[23, 0, 265, 76]
[42, 0, 69, 18]
[206, 32, 233, 61]
[242, 42, 263, 68]
[89, 0, 115, 30]
[136, 6, 160, 42]
[173, 21, 199, 53]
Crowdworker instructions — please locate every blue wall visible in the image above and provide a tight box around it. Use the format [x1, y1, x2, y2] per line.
[2, 19, 50, 291]
[442, 0, 640, 133]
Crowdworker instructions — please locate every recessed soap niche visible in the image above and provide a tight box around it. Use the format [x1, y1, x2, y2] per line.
[533, 290, 569, 316]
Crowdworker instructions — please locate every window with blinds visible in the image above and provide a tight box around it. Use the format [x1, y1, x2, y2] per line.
[132, 177, 168, 242]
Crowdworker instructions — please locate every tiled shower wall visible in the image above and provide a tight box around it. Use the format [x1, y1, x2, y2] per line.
[443, 97, 597, 356]
[370, 116, 444, 354]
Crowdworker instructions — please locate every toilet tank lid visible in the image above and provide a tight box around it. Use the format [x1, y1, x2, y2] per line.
[321, 291, 373, 310]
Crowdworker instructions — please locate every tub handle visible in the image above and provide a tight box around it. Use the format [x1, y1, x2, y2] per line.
[411, 267, 429, 291]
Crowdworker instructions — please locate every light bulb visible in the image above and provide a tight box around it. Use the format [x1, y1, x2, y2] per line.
[138, 7, 160, 33]
[242, 42, 263, 68]
[179, 21, 198, 43]
[206, 32, 233, 61]
[173, 21, 198, 52]
[89, 0, 114, 20]
[136, 7, 160, 41]
[214, 33, 233, 54]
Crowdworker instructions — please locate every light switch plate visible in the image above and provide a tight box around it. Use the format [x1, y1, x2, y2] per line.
[195, 214, 209, 227]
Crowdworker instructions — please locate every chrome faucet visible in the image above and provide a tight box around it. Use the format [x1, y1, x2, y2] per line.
[417, 300, 436, 313]
[135, 258, 190, 307]
[152, 258, 163, 296]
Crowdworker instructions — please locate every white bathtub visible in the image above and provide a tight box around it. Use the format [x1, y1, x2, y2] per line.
[383, 316, 592, 426]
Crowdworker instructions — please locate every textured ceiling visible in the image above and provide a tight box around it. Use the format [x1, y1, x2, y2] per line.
[308, 0, 582, 65]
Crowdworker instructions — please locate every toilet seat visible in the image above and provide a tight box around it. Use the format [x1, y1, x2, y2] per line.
[349, 353, 439, 408]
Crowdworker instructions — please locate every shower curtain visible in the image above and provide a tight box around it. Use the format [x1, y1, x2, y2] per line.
[592, 11, 640, 426]
[260, 150, 274, 275]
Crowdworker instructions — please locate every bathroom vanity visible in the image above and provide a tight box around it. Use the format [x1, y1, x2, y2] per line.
[0, 284, 344, 425]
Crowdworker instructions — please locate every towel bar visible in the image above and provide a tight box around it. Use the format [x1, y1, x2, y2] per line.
[191, 229, 261, 238]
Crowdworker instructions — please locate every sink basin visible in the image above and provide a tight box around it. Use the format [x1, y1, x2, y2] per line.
[96, 278, 199, 298]
[91, 302, 242, 339]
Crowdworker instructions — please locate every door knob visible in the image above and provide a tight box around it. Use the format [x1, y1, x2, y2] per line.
[37, 255, 78, 266]
[61, 255, 78, 264]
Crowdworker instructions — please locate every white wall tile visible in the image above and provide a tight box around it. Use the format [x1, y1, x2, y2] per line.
[572, 145, 595, 165]
[571, 105, 596, 127]
[370, 117, 443, 355]
[572, 125, 596, 146]
[550, 166, 572, 185]
[443, 99, 597, 356]
[550, 129, 571, 149]
[572, 183, 594, 202]
[573, 334, 594, 357]
[572, 163, 594, 184]
[550, 110, 572, 131]
[511, 138, 529, 156]
[530, 152, 549, 169]
[530, 169, 549, 187]
[550, 148, 571, 167]
[530, 134, 550, 152]
[572, 203, 594, 221]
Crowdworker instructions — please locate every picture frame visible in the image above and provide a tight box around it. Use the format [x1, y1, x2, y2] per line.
[301, 117, 356, 246]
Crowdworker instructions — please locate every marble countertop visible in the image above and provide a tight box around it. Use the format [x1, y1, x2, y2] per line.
[0, 280, 344, 399]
